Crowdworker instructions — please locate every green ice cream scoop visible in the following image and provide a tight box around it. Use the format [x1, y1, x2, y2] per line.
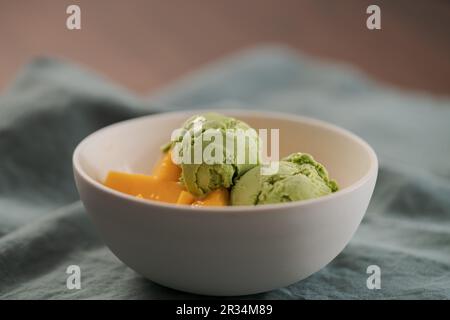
[231, 153, 338, 206]
[164, 113, 259, 197]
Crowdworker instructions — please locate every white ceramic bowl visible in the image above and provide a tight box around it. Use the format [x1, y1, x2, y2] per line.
[73, 110, 377, 296]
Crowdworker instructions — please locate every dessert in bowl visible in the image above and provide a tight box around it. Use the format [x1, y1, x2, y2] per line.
[73, 110, 377, 296]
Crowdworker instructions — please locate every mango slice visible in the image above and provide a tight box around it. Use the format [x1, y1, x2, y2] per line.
[152, 151, 181, 181]
[104, 152, 232, 206]
[176, 190, 196, 205]
[192, 188, 229, 207]
[104, 171, 183, 203]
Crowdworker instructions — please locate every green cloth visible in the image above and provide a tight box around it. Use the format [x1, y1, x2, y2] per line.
[1, 46, 450, 299]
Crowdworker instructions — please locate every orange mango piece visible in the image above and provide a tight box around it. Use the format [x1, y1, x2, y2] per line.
[176, 190, 196, 205]
[104, 171, 183, 203]
[192, 188, 229, 207]
[152, 151, 181, 181]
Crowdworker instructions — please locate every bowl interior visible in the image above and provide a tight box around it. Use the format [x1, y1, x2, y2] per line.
[76, 111, 373, 190]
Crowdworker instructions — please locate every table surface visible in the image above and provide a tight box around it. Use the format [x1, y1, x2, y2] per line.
[1, 0, 450, 95]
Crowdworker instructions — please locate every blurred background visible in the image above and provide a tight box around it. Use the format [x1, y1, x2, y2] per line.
[1, 0, 450, 300]
[1, 0, 450, 95]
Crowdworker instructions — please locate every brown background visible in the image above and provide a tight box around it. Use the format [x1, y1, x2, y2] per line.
[1, 0, 450, 95]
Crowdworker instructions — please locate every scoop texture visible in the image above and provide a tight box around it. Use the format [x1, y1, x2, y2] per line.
[231, 153, 338, 205]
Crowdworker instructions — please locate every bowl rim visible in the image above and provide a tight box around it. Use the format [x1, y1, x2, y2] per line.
[73, 109, 378, 213]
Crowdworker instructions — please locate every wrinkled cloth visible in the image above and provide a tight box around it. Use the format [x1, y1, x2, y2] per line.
[1, 46, 449, 299]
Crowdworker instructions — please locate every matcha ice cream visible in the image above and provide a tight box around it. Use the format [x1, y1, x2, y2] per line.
[231, 153, 338, 205]
[164, 113, 259, 197]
